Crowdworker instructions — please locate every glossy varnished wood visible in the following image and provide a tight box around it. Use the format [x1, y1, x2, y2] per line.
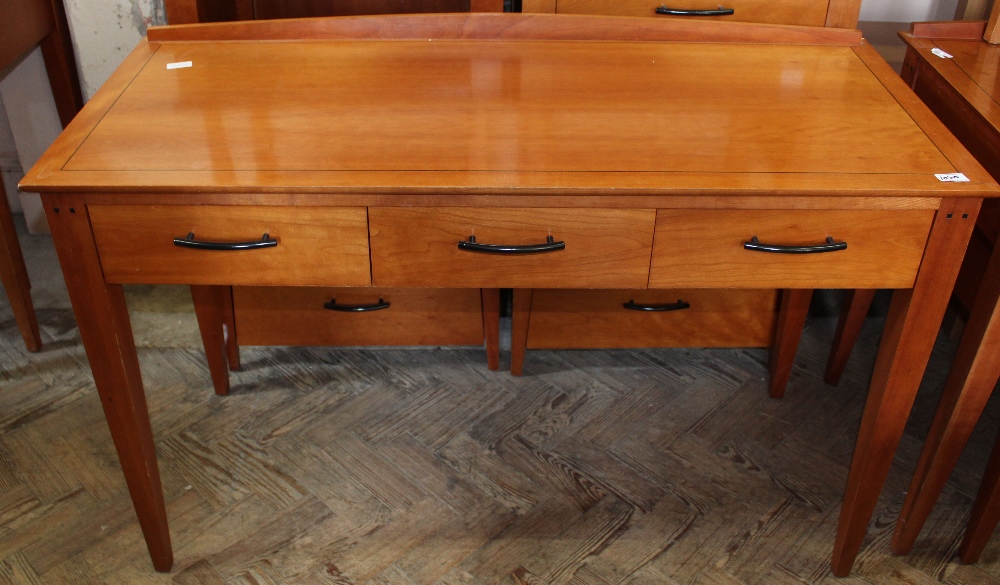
[89, 205, 371, 286]
[649, 210, 935, 289]
[767, 289, 812, 399]
[0, 183, 41, 352]
[832, 199, 981, 576]
[233, 287, 487, 347]
[525, 289, 776, 349]
[16, 14, 1000, 577]
[825, 289, 876, 385]
[369, 208, 655, 289]
[42, 196, 173, 571]
[545, 0, 829, 27]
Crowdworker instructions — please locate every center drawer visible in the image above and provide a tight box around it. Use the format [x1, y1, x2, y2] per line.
[233, 287, 486, 347]
[89, 205, 371, 286]
[649, 209, 935, 289]
[369, 207, 655, 288]
[548, 0, 830, 27]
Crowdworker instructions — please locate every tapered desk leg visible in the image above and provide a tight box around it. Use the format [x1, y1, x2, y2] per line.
[825, 289, 877, 386]
[511, 289, 532, 376]
[890, 232, 1000, 554]
[482, 288, 500, 371]
[959, 428, 1000, 563]
[222, 286, 240, 371]
[768, 289, 812, 399]
[831, 199, 980, 577]
[45, 196, 172, 572]
[191, 285, 231, 396]
[0, 182, 41, 352]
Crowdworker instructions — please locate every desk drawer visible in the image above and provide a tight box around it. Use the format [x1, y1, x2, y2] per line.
[548, 0, 829, 27]
[369, 208, 655, 288]
[527, 289, 776, 348]
[89, 205, 371, 286]
[649, 210, 934, 289]
[233, 287, 485, 347]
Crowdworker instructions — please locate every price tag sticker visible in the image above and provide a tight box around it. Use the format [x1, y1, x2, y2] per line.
[935, 173, 970, 182]
[931, 48, 953, 59]
[167, 61, 193, 70]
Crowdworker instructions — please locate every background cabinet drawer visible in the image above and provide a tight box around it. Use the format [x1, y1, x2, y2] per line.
[548, 0, 829, 27]
[527, 288, 777, 348]
[649, 210, 934, 289]
[233, 287, 486, 347]
[90, 205, 371, 286]
[369, 207, 655, 288]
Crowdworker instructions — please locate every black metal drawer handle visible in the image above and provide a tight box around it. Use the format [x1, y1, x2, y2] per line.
[173, 232, 277, 251]
[743, 236, 847, 254]
[655, 5, 735, 16]
[457, 235, 566, 255]
[323, 298, 390, 312]
[624, 299, 691, 312]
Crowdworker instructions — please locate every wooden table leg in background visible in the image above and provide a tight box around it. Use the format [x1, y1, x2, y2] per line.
[768, 288, 813, 399]
[191, 285, 232, 396]
[481, 288, 500, 371]
[0, 180, 41, 352]
[958, 427, 1000, 562]
[890, 230, 1000, 555]
[45, 195, 173, 572]
[510, 288, 532, 376]
[831, 198, 980, 576]
[222, 286, 240, 371]
[825, 289, 877, 386]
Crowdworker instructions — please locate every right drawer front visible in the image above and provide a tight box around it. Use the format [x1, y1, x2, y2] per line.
[649, 210, 935, 289]
[552, 0, 830, 27]
[233, 287, 485, 347]
[527, 288, 777, 348]
[369, 207, 655, 288]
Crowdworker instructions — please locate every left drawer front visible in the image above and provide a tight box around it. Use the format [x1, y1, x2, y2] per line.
[369, 207, 655, 288]
[90, 205, 371, 286]
[234, 287, 485, 347]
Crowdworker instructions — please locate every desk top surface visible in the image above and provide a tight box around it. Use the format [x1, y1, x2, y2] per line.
[21, 14, 997, 198]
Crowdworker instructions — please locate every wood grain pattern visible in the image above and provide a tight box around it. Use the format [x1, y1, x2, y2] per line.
[42, 195, 173, 571]
[909, 20, 988, 39]
[369, 208, 655, 288]
[891, 220, 1000, 556]
[232, 287, 487, 347]
[0, 183, 41, 352]
[832, 198, 981, 576]
[191, 285, 232, 396]
[824, 288, 876, 386]
[0, 0, 52, 71]
[525, 289, 776, 349]
[649, 210, 935, 289]
[988, 0, 1000, 43]
[767, 289, 812, 399]
[89, 205, 371, 286]
[824, 0, 860, 28]
[551, 0, 829, 27]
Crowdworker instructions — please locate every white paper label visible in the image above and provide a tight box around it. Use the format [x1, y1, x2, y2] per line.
[931, 48, 953, 59]
[935, 173, 970, 182]
[166, 61, 193, 70]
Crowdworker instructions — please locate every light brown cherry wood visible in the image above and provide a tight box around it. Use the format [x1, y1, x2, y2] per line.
[649, 210, 935, 289]
[17, 14, 999, 577]
[233, 287, 486, 347]
[544, 0, 829, 27]
[89, 205, 371, 286]
[525, 289, 776, 349]
[369, 208, 655, 289]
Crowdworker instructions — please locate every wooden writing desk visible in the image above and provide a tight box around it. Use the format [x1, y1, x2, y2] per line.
[19, 13, 999, 576]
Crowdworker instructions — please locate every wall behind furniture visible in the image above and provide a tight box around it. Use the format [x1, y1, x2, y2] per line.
[860, 0, 961, 21]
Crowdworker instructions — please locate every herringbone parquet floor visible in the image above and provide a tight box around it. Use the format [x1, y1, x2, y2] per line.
[3, 218, 1000, 585]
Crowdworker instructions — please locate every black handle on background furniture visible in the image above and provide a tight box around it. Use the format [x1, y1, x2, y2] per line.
[323, 298, 391, 312]
[624, 299, 691, 312]
[655, 5, 735, 16]
[173, 232, 277, 251]
[743, 236, 847, 254]
[457, 234, 566, 255]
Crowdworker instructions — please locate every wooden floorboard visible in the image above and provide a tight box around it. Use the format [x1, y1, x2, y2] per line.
[4, 217, 1000, 584]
